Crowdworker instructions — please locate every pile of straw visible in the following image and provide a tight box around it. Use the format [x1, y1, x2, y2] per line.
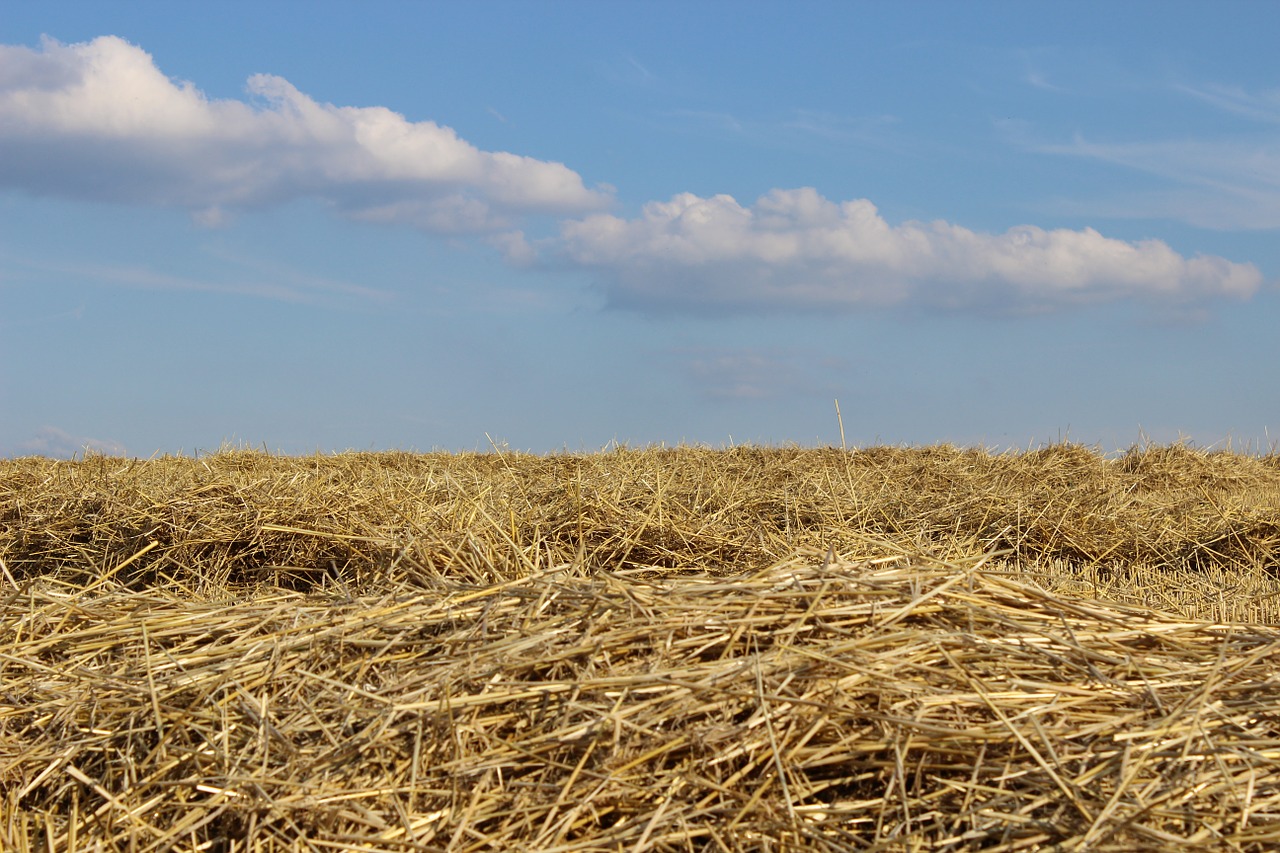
[2, 444, 1279, 612]
[6, 554, 1280, 850]
[3, 445, 1280, 849]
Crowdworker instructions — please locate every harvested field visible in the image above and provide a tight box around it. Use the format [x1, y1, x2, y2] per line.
[3, 443, 1280, 850]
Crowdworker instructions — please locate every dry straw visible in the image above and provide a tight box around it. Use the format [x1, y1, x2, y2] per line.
[2, 443, 1280, 850]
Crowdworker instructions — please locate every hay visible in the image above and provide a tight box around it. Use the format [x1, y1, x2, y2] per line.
[3, 444, 1280, 849]
[2, 444, 1279, 611]
[5, 555, 1280, 850]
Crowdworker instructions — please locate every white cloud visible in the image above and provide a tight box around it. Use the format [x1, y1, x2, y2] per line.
[0, 36, 610, 232]
[487, 231, 539, 267]
[558, 188, 1263, 315]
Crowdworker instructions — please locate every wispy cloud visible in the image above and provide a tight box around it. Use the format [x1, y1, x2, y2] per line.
[678, 347, 843, 401]
[780, 110, 900, 143]
[0, 302, 84, 329]
[667, 108, 745, 134]
[5, 250, 394, 306]
[0, 36, 611, 233]
[1042, 134, 1280, 230]
[1015, 46, 1071, 94]
[558, 187, 1261, 316]
[659, 107, 901, 152]
[4, 426, 125, 458]
[1034, 85, 1280, 230]
[198, 247, 396, 305]
[1047, 133, 1280, 195]
[1174, 83, 1280, 125]
[624, 55, 655, 85]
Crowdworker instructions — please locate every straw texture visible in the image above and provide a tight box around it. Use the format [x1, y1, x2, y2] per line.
[3, 445, 1280, 850]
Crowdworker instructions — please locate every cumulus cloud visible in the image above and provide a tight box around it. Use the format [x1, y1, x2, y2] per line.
[558, 188, 1262, 315]
[0, 36, 610, 232]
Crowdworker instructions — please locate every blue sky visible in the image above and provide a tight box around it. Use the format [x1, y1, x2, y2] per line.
[2, 2, 1278, 457]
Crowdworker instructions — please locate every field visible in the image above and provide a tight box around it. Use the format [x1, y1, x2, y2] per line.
[3, 443, 1280, 851]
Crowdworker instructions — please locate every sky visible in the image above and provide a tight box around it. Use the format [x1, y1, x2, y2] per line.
[2, 2, 1278, 458]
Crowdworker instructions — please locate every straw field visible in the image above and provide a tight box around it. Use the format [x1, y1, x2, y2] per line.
[3, 443, 1280, 850]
